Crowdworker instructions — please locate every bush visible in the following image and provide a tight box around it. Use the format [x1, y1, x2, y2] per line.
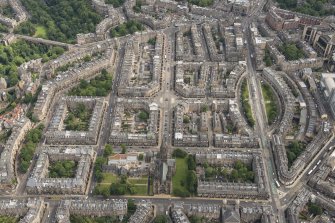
[172, 148, 187, 158]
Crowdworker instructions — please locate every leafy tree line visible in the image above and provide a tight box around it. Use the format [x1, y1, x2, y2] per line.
[276, 0, 335, 16]
[241, 80, 255, 127]
[93, 144, 113, 183]
[0, 40, 65, 87]
[172, 149, 197, 197]
[263, 48, 273, 67]
[15, 0, 102, 43]
[19, 124, 44, 173]
[48, 160, 77, 178]
[110, 20, 144, 38]
[68, 69, 113, 97]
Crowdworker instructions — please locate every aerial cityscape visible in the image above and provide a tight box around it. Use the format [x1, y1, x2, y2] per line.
[0, 0, 334, 222]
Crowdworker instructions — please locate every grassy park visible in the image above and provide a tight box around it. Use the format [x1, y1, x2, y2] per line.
[94, 173, 148, 196]
[172, 158, 189, 196]
[261, 82, 279, 125]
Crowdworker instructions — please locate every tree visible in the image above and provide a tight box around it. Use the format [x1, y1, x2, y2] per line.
[186, 170, 197, 194]
[138, 111, 149, 121]
[121, 144, 127, 154]
[104, 144, 113, 157]
[200, 104, 209, 112]
[172, 148, 187, 158]
[187, 155, 196, 171]
[138, 153, 144, 161]
[308, 203, 322, 216]
[127, 199, 136, 214]
[183, 115, 190, 124]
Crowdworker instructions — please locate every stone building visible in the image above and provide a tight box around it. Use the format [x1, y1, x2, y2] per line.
[222, 23, 245, 62]
[173, 103, 209, 147]
[33, 44, 114, 121]
[0, 117, 32, 191]
[302, 24, 335, 58]
[109, 99, 160, 146]
[0, 198, 45, 223]
[26, 146, 95, 195]
[45, 97, 106, 145]
[55, 199, 127, 223]
[265, 7, 321, 31]
[196, 150, 269, 200]
[128, 201, 154, 223]
[170, 204, 190, 223]
[118, 32, 165, 97]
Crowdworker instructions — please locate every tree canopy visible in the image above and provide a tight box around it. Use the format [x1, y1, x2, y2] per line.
[68, 69, 113, 97]
[278, 43, 305, 61]
[48, 160, 77, 178]
[16, 0, 102, 43]
[110, 20, 144, 38]
[276, 0, 335, 16]
[19, 124, 44, 173]
[64, 103, 92, 131]
[0, 40, 64, 87]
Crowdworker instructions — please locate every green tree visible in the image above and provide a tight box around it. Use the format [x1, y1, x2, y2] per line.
[172, 148, 187, 158]
[104, 144, 113, 157]
[121, 144, 127, 154]
[308, 203, 322, 216]
[187, 155, 196, 171]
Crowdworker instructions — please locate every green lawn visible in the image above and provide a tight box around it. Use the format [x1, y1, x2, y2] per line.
[132, 184, 147, 195]
[95, 173, 118, 191]
[0, 216, 18, 223]
[34, 25, 47, 38]
[128, 177, 148, 184]
[261, 83, 279, 125]
[172, 158, 189, 195]
[241, 79, 255, 127]
[96, 174, 148, 196]
[101, 173, 118, 183]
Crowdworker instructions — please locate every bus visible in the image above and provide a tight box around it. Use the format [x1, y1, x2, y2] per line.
[274, 179, 280, 188]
